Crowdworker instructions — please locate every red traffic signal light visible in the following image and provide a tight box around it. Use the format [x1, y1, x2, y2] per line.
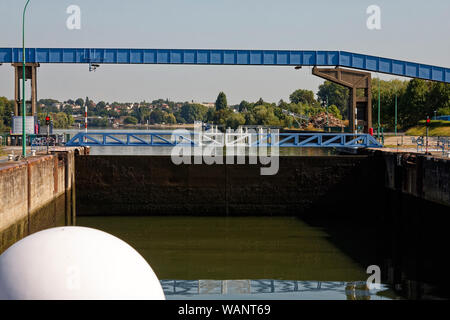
[426, 118, 431, 126]
[45, 116, 50, 125]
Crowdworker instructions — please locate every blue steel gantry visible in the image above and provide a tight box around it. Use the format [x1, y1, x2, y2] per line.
[1, 48, 449, 83]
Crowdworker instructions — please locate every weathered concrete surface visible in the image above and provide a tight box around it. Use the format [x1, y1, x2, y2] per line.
[376, 150, 450, 207]
[363, 150, 450, 299]
[75, 155, 380, 216]
[0, 148, 83, 253]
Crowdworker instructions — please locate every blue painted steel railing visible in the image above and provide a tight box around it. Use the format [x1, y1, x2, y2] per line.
[0, 48, 448, 83]
[66, 132, 383, 148]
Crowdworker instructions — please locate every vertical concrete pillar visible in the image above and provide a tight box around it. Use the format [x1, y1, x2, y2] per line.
[62, 151, 76, 226]
[312, 67, 372, 133]
[349, 88, 356, 133]
[31, 64, 37, 116]
[12, 63, 40, 116]
[14, 66, 20, 116]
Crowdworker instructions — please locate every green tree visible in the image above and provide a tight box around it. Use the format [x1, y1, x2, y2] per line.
[163, 112, 177, 124]
[95, 101, 106, 113]
[180, 104, 208, 123]
[0, 97, 14, 130]
[225, 112, 246, 129]
[51, 112, 73, 129]
[252, 105, 281, 126]
[256, 98, 265, 106]
[132, 106, 151, 124]
[370, 78, 408, 130]
[428, 82, 450, 116]
[91, 117, 109, 127]
[289, 89, 317, 105]
[395, 79, 428, 129]
[75, 98, 85, 107]
[215, 92, 228, 111]
[38, 98, 60, 106]
[149, 109, 165, 124]
[327, 105, 342, 120]
[124, 116, 138, 125]
[238, 100, 251, 112]
[317, 81, 349, 117]
[212, 108, 233, 126]
[62, 104, 73, 115]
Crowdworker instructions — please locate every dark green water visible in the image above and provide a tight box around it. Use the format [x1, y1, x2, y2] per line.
[76, 216, 398, 300]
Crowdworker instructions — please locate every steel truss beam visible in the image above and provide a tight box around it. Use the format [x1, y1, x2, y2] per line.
[66, 132, 382, 148]
[0, 48, 448, 83]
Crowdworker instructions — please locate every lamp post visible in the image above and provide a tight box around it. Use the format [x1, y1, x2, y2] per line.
[377, 76, 381, 140]
[22, 0, 31, 157]
[394, 91, 398, 136]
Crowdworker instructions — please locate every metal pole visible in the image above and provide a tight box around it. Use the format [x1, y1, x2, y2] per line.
[377, 76, 381, 140]
[47, 118, 49, 154]
[395, 94, 397, 136]
[84, 104, 87, 143]
[426, 116, 429, 154]
[22, 0, 31, 157]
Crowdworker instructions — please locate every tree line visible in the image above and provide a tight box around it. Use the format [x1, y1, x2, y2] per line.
[1, 78, 449, 131]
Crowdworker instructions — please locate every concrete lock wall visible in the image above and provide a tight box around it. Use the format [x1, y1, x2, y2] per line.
[380, 151, 450, 207]
[368, 150, 450, 299]
[75, 155, 384, 216]
[0, 149, 79, 254]
[75, 152, 450, 299]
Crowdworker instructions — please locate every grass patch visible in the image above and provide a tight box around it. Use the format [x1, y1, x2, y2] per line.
[406, 120, 450, 136]
[406, 126, 450, 136]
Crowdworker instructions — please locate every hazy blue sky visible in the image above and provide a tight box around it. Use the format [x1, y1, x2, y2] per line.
[0, 0, 449, 104]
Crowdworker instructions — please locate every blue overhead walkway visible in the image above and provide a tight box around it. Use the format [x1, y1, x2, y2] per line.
[0, 48, 449, 83]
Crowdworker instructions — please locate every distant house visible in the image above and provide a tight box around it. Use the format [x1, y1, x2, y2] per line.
[52, 103, 62, 111]
[201, 102, 215, 108]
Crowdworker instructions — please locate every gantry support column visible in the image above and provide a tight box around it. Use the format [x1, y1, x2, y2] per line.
[312, 67, 372, 133]
[12, 63, 39, 116]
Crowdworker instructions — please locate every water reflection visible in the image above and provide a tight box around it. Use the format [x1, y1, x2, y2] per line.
[77, 216, 370, 282]
[161, 280, 395, 300]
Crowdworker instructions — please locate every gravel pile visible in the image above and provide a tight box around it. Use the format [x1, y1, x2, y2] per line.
[308, 112, 345, 129]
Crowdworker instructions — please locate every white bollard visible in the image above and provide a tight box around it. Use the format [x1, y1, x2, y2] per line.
[0, 227, 165, 300]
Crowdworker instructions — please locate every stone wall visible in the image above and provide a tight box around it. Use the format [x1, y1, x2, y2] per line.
[373, 150, 450, 206]
[0, 149, 79, 253]
[75, 155, 381, 216]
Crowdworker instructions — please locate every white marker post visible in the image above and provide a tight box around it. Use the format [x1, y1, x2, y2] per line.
[84, 105, 87, 143]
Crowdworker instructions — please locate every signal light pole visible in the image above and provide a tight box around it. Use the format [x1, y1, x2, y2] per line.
[425, 116, 430, 154]
[45, 115, 50, 154]
[21, 0, 31, 157]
